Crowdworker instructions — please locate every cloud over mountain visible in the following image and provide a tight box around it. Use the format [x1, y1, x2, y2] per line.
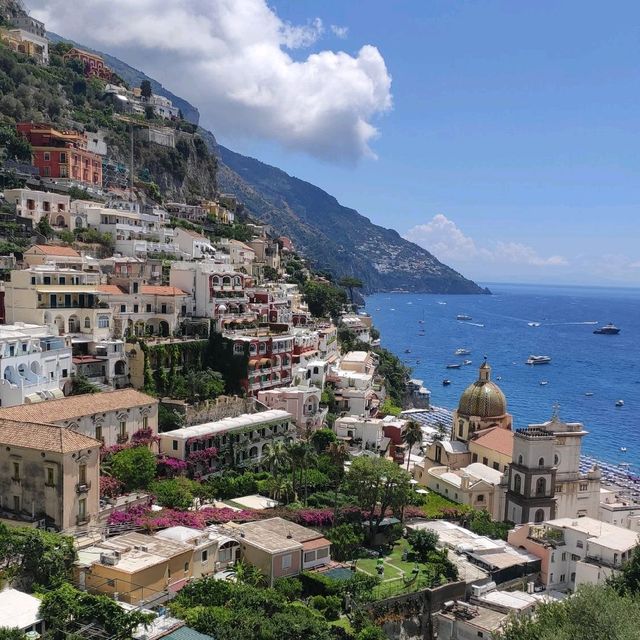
[405, 214, 568, 268]
[30, 0, 391, 162]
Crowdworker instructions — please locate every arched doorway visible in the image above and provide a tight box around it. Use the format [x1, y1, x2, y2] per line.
[159, 321, 169, 337]
[534, 509, 545, 523]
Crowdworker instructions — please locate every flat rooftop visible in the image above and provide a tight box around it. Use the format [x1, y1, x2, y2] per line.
[161, 409, 292, 440]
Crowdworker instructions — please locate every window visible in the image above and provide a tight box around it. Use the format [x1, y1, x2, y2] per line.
[43, 151, 50, 161]
[571, 572, 576, 582]
[551, 552, 555, 562]
[120, 304, 126, 313]
[550, 573, 554, 583]
[106, 579, 115, 587]
[477, 494, 485, 503]
[304, 551, 316, 563]
[201, 550, 208, 564]
[534, 509, 545, 523]
[46, 467, 54, 486]
[579, 482, 588, 491]
[518, 455, 523, 465]
[84, 317, 91, 328]
[281, 553, 292, 569]
[98, 315, 109, 328]
[554, 454, 559, 465]
[12, 462, 20, 480]
[13, 496, 20, 512]
[78, 498, 86, 520]
[79, 463, 87, 484]
[133, 304, 139, 313]
[317, 548, 329, 559]
[472, 453, 478, 463]
[60, 152, 67, 163]
[576, 540, 584, 549]
[458, 422, 464, 438]
[493, 461, 499, 470]
[482, 457, 488, 465]
[143, 416, 148, 429]
[119, 421, 126, 437]
[560, 574, 566, 582]
[572, 554, 580, 561]
[172, 440, 178, 451]
[536, 477, 546, 496]
[184, 562, 189, 573]
[95, 425, 102, 441]
[538, 457, 545, 467]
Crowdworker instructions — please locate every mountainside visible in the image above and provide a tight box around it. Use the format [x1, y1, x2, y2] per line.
[210, 139, 485, 293]
[10, 29, 486, 294]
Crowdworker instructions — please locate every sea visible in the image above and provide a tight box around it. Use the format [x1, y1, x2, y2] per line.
[365, 283, 640, 467]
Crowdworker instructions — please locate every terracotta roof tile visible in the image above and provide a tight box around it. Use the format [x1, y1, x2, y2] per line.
[29, 245, 81, 257]
[140, 286, 187, 296]
[470, 426, 514, 457]
[0, 389, 158, 423]
[97, 284, 125, 294]
[0, 418, 100, 453]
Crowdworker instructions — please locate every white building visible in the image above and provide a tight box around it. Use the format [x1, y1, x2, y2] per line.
[159, 409, 294, 475]
[334, 415, 384, 449]
[3, 188, 69, 225]
[0, 589, 45, 636]
[599, 488, 640, 532]
[0, 323, 71, 407]
[174, 227, 217, 259]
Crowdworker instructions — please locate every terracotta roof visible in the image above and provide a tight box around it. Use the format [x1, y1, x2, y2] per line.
[471, 426, 514, 457]
[97, 284, 125, 294]
[0, 389, 158, 423]
[0, 418, 100, 453]
[302, 537, 331, 551]
[29, 245, 81, 257]
[140, 285, 187, 296]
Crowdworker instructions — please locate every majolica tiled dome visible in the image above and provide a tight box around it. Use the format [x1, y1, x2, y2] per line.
[457, 360, 507, 418]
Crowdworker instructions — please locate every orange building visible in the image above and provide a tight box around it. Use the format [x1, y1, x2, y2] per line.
[16, 123, 103, 187]
[62, 47, 111, 80]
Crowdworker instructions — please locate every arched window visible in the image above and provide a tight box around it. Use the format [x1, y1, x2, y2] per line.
[84, 317, 91, 328]
[554, 454, 559, 465]
[458, 421, 464, 438]
[534, 509, 545, 523]
[518, 455, 523, 465]
[538, 457, 545, 467]
[536, 477, 546, 496]
[514, 474, 522, 494]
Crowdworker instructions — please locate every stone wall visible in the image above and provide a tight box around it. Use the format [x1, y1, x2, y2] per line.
[365, 581, 466, 640]
[161, 395, 255, 426]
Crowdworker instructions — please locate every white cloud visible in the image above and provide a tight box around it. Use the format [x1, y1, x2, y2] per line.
[405, 214, 568, 267]
[30, 0, 391, 161]
[331, 25, 349, 39]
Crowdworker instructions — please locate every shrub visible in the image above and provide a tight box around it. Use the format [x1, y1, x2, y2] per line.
[110, 446, 157, 491]
[407, 529, 439, 562]
[273, 577, 303, 601]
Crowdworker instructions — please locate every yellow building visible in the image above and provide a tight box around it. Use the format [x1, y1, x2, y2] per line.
[468, 426, 513, 474]
[77, 532, 195, 604]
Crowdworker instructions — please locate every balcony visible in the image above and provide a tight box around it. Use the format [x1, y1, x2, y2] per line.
[76, 514, 91, 526]
[76, 481, 92, 494]
[116, 433, 129, 444]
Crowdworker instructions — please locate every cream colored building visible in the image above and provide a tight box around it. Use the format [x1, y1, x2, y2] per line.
[425, 462, 505, 520]
[257, 385, 326, 435]
[0, 389, 158, 448]
[3, 188, 69, 225]
[0, 418, 100, 530]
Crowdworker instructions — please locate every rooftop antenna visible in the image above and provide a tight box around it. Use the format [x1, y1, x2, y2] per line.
[551, 402, 561, 421]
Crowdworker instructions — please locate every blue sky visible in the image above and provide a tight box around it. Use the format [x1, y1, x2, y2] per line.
[230, 1, 640, 286]
[36, 0, 640, 286]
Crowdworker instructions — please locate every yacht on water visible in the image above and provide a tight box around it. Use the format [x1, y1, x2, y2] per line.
[442, 379, 451, 386]
[456, 314, 472, 321]
[594, 323, 621, 335]
[455, 348, 471, 356]
[463, 359, 472, 366]
[540, 380, 548, 386]
[446, 363, 462, 370]
[616, 400, 625, 407]
[526, 355, 552, 365]
[528, 322, 541, 327]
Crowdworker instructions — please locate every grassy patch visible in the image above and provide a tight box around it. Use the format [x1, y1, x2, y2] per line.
[421, 491, 467, 517]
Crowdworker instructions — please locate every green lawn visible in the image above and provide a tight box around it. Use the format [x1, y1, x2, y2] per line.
[421, 491, 468, 517]
[355, 540, 428, 597]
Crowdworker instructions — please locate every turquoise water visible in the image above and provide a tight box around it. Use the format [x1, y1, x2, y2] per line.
[366, 284, 640, 466]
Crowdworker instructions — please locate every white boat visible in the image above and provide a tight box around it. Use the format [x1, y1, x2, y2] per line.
[616, 400, 625, 407]
[585, 392, 594, 397]
[463, 359, 472, 366]
[446, 363, 462, 370]
[456, 314, 472, 321]
[621, 447, 628, 452]
[455, 348, 471, 356]
[540, 381, 548, 386]
[526, 355, 552, 365]
[528, 322, 541, 327]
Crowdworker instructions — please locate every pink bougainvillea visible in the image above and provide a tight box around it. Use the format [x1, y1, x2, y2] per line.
[99, 476, 123, 499]
[157, 456, 188, 477]
[187, 447, 218, 463]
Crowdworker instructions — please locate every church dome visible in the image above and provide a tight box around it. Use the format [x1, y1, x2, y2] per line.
[457, 360, 507, 418]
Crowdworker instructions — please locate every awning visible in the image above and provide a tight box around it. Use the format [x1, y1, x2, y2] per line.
[50, 388, 65, 399]
[260, 358, 271, 365]
[24, 393, 44, 404]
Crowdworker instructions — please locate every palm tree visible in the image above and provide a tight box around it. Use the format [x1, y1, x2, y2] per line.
[264, 441, 290, 478]
[326, 441, 350, 518]
[402, 420, 423, 472]
[266, 475, 294, 504]
[229, 559, 266, 587]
